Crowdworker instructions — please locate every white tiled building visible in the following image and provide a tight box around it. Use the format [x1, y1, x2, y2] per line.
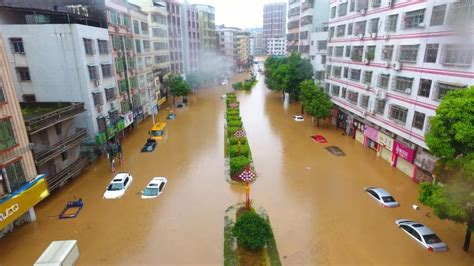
[267, 37, 287, 55]
[324, 0, 473, 180]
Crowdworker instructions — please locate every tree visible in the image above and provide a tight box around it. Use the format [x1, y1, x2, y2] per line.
[420, 86, 474, 251]
[300, 80, 333, 126]
[232, 210, 272, 250]
[164, 74, 191, 106]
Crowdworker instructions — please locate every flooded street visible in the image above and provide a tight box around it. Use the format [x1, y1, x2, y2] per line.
[1, 72, 473, 265]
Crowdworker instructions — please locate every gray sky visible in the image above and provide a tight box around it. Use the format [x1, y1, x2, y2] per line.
[188, 0, 285, 29]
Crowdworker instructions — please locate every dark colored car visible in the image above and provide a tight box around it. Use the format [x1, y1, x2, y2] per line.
[141, 139, 157, 152]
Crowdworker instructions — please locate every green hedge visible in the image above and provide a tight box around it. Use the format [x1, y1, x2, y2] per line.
[233, 210, 272, 250]
[229, 144, 250, 157]
[230, 156, 250, 177]
[232, 82, 243, 89]
[226, 110, 239, 117]
[226, 115, 241, 122]
[227, 120, 242, 127]
[227, 126, 242, 137]
[229, 136, 247, 145]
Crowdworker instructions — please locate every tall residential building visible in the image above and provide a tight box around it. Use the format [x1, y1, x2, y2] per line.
[249, 28, 264, 56]
[263, 2, 287, 54]
[235, 32, 251, 68]
[166, 1, 184, 74]
[325, 0, 473, 182]
[267, 37, 287, 56]
[192, 4, 217, 52]
[182, 4, 201, 73]
[0, 34, 48, 238]
[287, 0, 328, 58]
[217, 25, 241, 72]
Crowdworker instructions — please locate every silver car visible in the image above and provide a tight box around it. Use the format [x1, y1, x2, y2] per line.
[395, 219, 448, 252]
[364, 187, 400, 207]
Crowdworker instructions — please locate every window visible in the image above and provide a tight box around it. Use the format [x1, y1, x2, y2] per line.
[350, 69, 361, 81]
[369, 18, 379, 33]
[10, 38, 24, 53]
[393, 76, 414, 94]
[412, 111, 425, 130]
[331, 84, 340, 96]
[101, 64, 112, 78]
[88, 66, 99, 80]
[61, 152, 68, 161]
[366, 45, 376, 60]
[403, 9, 425, 29]
[375, 100, 386, 114]
[356, 0, 369, 11]
[418, 79, 432, 98]
[92, 92, 103, 106]
[317, 41, 327, 50]
[447, 1, 474, 25]
[389, 104, 408, 124]
[331, 6, 337, 18]
[336, 25, 346, 37]
[398, 45, 419, 63]
[143, 40, 150, 50]
[385, 14, 398, 32]
[343, 67, 349, 78]
[363, 71, 372, 85]
[0, 119, 16, 151]
[328, 46, 333, 56]
[83, 38, 94, 55]
[54, 123, 62, 135]
[109, 11, 118, 24]
[348, 91, 358, 105]
[16, 67, 30, 81]
[315, 70, 325, 81]
[105, 87, 116, 101]
[360, 95, 369, 109]
[371, 0, 381, 8]
[324, 83, 330, 93]
[345, 46, 351, 57]
[355, 20, 366, 35]
[442, 45, 472, 66]
[349, 0, 355, 12]
[5, 160, 26, 192]
[135, 39, 142, 53]
[424, 44, 438, 63]
[338, 3, 348, 17]
[333, 66, 342, 77]
[0, 82, 5, 102]
[133, 20, 140, 34]
[97, 117, 106, 131]
[430, 5, 446, 26]
[326, 65, 332, 76]
[351, 46, 363, 61]
[98, 40, 109, 54]
[335, 46, 344, 57]
[378, 74, 390, 89]
[141, 22, 149, 35]
[382, 45, 394, 61]
[329, 27, 335, 39]
[341, 87, 347, 98]
[347, 23, 353, 35]
[435, 82, 465, 100]
[321, 55, 326, 64]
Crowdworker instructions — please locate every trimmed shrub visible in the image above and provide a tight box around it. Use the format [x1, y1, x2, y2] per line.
[232, 82, 243, 89]
[229, 144, 250, 157]
[227, 120, 242, 127]
[227, 126, 241, 137]
[232, 210, 272, 250]
[226, 115, 241, 122]
[230, 156, 250, 177]
[226, 110, 239, 116]
[229, 136, 247, 145]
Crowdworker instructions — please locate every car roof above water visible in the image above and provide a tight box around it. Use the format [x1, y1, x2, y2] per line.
[369, 187, 392, 197]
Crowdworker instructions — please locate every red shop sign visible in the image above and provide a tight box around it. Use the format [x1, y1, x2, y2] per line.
[393, 141, 415, 163]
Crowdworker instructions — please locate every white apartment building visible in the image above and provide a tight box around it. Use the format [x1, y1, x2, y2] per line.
[309, 31, 328, 84]
[217, 25, 241, 72]
[267, 37, 287, 56]
[325, 0, 473, 181]
[0, 24, 117, 139]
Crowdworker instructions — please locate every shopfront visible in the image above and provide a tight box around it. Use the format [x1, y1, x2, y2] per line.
[353, 119, 365, 144]
[0, 175, 49, 231]
[392, 141, 416, 177]
[413, 149, 437, 183]
[363, 125, 379, 151]
[132, 107, 144, 125]
[335, 108, 348, 131]
[377, 132, 394, 164]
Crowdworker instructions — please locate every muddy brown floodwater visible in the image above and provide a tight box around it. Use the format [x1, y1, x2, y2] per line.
[0, 72, 473, 265]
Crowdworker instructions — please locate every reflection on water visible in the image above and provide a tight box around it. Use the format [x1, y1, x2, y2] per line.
[0, 73, 472, 265]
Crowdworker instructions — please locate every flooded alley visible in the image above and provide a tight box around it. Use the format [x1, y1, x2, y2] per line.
[0, 72, 473, 265]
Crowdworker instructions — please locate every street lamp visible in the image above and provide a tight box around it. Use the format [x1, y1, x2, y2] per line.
[238, 167, 256, 210]
[233, 129, 246, 154]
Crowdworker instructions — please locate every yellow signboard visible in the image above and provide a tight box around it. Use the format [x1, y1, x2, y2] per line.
[0, 175, 49, 229]
[157, 97, 166, 106]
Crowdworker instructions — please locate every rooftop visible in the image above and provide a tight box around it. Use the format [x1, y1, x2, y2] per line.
[21, 102, 85, 134]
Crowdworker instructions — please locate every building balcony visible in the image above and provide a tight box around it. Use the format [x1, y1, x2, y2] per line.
[21, 102, 85, 134]
[33, 128, 88, 166]
[46, 152, 92, 192]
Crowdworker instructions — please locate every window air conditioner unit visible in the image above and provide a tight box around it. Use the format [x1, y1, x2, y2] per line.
[376, 90, 386, 100]
[371, 32, 377, 39]
[418, 22, 425, 28]
[94, 80, 101, 86]
[405, 88, 412, 94]
[364, 84, 369, 90]
[360, 9, 367, 15]
[394, 61, 402, 71]
[363, 58, 369, 65]
[383, 61, 390, 68]
[358, 33, 364, 39]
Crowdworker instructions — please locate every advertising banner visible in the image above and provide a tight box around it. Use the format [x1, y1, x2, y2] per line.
[364, 126, 379, 141]
[377, 132, 394, 151]
[393, 141, 415, 163]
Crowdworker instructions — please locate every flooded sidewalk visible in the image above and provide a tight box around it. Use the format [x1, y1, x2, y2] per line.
[0, 73, 472, 265]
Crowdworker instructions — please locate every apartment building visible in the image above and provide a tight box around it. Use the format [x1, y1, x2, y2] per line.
[193, 4, 217, 52]
[217, 25, 241, 72]
[166, 1, 184, 74]
[235, 32, 251, 69]
[0, 34, 48, 238]
[263, 3, 287, 54]
[325, 0, 473, 181]
[267, 37, 287, 56]
[250, 30, 264, 56]
[182, 4, 201, 73]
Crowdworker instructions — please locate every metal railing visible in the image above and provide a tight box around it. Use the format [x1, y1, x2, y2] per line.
[34, 128, 88, 166]
[46, 152, 92, 192]
[24, 103, 85, 133]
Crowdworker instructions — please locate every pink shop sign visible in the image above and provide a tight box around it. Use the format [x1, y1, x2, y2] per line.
[364, 126, 379, 141]
[393, 141, 415, 163]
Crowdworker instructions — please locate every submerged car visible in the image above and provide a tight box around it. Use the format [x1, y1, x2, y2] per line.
[103, 173, 133, 199]
[176, 103, 185, 108]
[364, 187, 400, 207]
[141, 177, 167, 199]
[141, 139, 157, 152]
[167, 113, 177, 120]
[293, 115, 304, 121]
[395, 219, 448, 252]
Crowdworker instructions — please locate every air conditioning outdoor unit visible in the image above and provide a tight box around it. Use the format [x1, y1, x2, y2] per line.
[388, 0, 395, 8]
[363, 58, 370, 65]
[405, 88, 412, 94]
[358, 33, 364, 40]
[394, 61, 402, 71]
[94, 79, 101, 87]
[384, 34, 390, 40]
[370, 32, 377, 39]
[383, 61, 390, 68]
[110, 102, 117, 110]
[364, 84, 369, 90]
[418, 22, 425, 28]
[360, 9, 367, 15]
[376, 90, 386, 100]
[361, 110, 367, 116]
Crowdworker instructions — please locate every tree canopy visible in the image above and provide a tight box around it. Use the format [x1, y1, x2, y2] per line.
[165, 74, 191, 97]
[420, 86, 474, 251]
[299, 80, 333, 126]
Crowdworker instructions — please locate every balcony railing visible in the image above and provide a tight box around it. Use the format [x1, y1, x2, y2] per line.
[46, 152, 92, 192]
[34, 128, 88, 166]
[22, 102, 85, 134]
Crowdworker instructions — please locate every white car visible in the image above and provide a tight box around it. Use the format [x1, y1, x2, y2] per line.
[103, 172, 133, 199]
[293, 115, 304, 121]
[221, 79, 228, 85]
[221, 94, 227, 99]
[395, 219, 448, 252]
[364, 187, 400, 208]
[141, 177, 167, 199]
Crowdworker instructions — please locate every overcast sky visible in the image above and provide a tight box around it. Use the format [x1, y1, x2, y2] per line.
[187, 0, 286, 29]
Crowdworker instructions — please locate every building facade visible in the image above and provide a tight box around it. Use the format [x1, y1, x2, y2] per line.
[263, 3, 287, 54]
[166, 0, 184, 74]
[217, 25, 241, 72]
[267, 37, 287, 56]
[192, 4, 217, 52]
[235, 32, 251, 69]
[324, 0, 473, 181]
[181, 4, 200, 73]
